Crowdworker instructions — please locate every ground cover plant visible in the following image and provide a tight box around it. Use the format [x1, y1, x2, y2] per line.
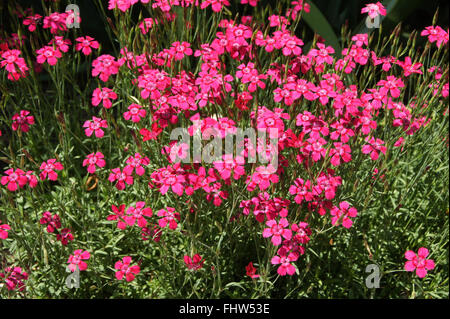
[0, 0, 448, 298]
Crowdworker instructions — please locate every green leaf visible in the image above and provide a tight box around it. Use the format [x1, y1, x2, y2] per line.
[303, 1, 342, 56]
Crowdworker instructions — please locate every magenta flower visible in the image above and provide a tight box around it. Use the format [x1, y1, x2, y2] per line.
[157, 207, 180, 230]
[49, 36, 71, 53]
[362, 137, 387, 161]
[0, 267, 28, 291]
[330, 201, 358, 228]
[1, 49, 29, 80]
[83, 116, 108, 138]
[83, 152, 106, 174]
[404, 247, 435, 278]
[92, 54, 120, 82]
[39, 159, 64, 181]
[1, 168, 28, 191]
[0, 221, 11, 240]
[107, 204, 128, 229]
[289, 178, 313, 204]
[184, 254, 204, 270]
[125, 153, 150, 176]
[123, 103, 146, 123]
[108, 168, 134, 190]
[91, 87, 117, 109]
[361, 2, 386, 19]
[39, 211, 61, 233]
[24, 171, 38, 188]
[271, 251, 298, 276]
[125, 202, 153, 228]
[75, 36, 99, 56]
[115, 256, 140, 282]
[36, 45, 62, 66]
[12, 110, 35, 133]
[263, 218, 292, 246]
[421, 26, 449, 48]
[67, 249, 90, 272]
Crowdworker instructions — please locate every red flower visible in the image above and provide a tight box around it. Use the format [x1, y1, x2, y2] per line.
[184, 254, 204, 270]
[157, 207, 180, 230]
[36, 46, 62, 66]
[83, 116, 108, 138]
[245, 262, 260, 279]
[83, 152, 106, 174]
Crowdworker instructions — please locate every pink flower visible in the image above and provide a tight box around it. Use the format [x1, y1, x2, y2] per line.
[150, 164, 186, 196]
[125, 202, 153, 228]
[245, 262, 260, 278]
[200, 0, 230, 12]
[39, 159, 64, 181]
[12, 110, 34, 133]
[91, 87, 117, 109]
[263, 218, 292, 246]
[271, 251, 298, 276]
[107, 204, 128, 229]
[362, 137, 387, 161]
[184, 254, 204, 270]
[247, 165, 279, 191]
[115, 256, 140, 282]
[421, 26, 449, 48]
[0, 267, 28, 291]
[125, 153, 150, 176]
[0, 221, 11, 240]
[157, 207, 180, 230]
[23, 14, 42, 32]
[1, 49, 29, 80]
[92, 54, 120, 82]
[404, 247, 435, 278]
[330, 201, 358, 228]
[75, 36, 99, 56]
[329, 143, 352, 167]
[289, 178, 313, 204]
[83, 116, 108, 138]
[49, 36, 71, 53]
[361, 2, 386, 19]
[377, 75, 404, 98]
[36, 46, 62, 66]
[1, 168, 28, 191]
[108, 168, 134, 190]
[83, 152, 106, 174]
[67, 249, 90, 272]
[170, 41, 193, 61]
[123, 104, 146, 123]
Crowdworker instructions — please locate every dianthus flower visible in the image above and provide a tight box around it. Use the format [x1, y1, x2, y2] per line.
[91, 87, 117, 109]
[83, 116, 108, 138]
[83, 152, 106, 174]
[108, 168, 134, 190]
[124, 104, 146, 123]
[36, 46, 62, 66]
[39, 211, 61, 233]
[39, 159, 64, 181]
[0, 221, 11, 240]
[157, 207, 181, 230]
[263, 218, 292, 246]
[67, 250, 90, 272]
[11, 110, 34, 132]
[115, 256, 140, 282]
[404, 247, 435, 278]
[92, 54, 120, 82]
[0, 267, 28, 291]
[1, 168, 28, 191]
[184, 254, 204, 270]
[330, 201, 358, 228]
[75, 36, 99, 56]
[125, 202, 153, 228]
[361, 2, 386, 19]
